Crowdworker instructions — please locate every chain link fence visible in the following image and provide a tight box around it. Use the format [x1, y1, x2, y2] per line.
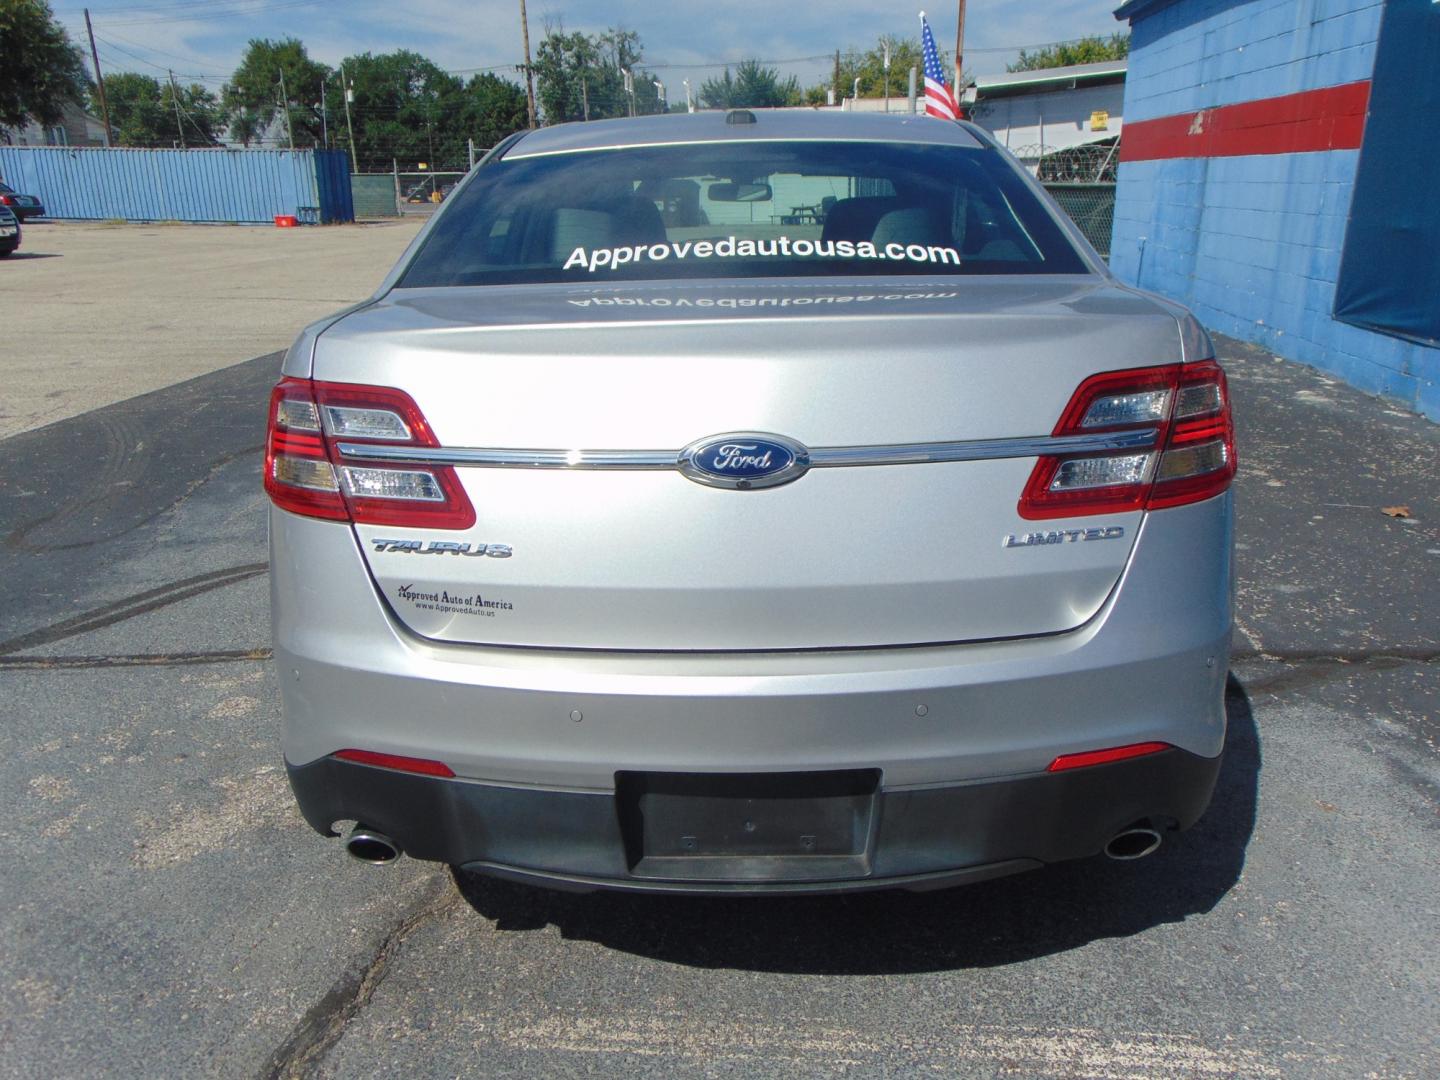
[1044, 184, 1116, 259]
[396, 171, 467, 214]
[1009, 139, 1120, 259]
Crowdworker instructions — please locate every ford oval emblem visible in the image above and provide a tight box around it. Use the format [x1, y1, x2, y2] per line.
[678, 432, 811, 490]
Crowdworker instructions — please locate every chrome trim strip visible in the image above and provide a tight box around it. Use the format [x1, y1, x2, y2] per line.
[337, 428, 1157, 470]
[809, 429, 1157, 467]
[336, 443, 677, 468]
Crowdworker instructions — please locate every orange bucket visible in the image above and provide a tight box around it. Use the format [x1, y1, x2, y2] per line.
[274, 215, 299, 228]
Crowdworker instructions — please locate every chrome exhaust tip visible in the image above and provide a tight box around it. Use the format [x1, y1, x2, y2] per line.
[1104, 825, 1163, 861]
[345, 825, 400, 865]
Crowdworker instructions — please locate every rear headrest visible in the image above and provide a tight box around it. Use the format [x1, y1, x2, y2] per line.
[608, 194, 667, 245]
[548, 196, 668, 261]
[871, 207, 946, 247]
[550, 208, 617, 260]
[820, 196, 899, 242]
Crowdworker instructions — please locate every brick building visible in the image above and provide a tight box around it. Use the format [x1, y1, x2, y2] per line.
[1110, 0, 1438, 420]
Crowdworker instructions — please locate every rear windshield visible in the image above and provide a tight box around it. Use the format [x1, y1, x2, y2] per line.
[397, 140, 1088, 287]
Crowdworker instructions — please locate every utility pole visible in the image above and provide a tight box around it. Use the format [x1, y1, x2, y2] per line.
[882, 39, 891, 113]
[622, 68, 635, 117]
[278, 68, 295, 151]
[833, 49, 841, 107]
[339, 64, 358, 172]
[169, 70, 185, 148]
[519, 0, 536, 128]
[319, 78, 328, 148]
[954, 0, 967, 111]
[581, 77, 589, 121]
[683, 79, 694, 113]
[83, 9, 113, 147]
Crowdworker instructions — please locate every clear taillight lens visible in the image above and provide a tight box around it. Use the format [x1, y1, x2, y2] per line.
[263, 377, 475, 529]
[1019, 360, 1235, 519]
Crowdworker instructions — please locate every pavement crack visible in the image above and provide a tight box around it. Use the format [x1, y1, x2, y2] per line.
[0, 648, 272, 670]
[4, 442, 266, 553]
[0, 563, 267, 656]
[259, 874, 458, 1080]
[1233, 648, 1439, 695]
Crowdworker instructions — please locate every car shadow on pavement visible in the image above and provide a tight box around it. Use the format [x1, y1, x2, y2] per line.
[452, 676, 1260, 974]
[1, 252, 61, 260]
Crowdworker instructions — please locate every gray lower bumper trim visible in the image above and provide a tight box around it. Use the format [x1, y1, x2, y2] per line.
[287, 747, 1221, 895]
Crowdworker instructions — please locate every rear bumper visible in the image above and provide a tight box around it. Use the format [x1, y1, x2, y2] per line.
[288, 746, 1221, 893]
[273, 491, 1232, 888]
[274, 495, 1233, 788]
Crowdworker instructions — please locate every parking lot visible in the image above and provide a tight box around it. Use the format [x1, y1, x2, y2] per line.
[0, 219, 424, 439]
[1, 224, 1437, 1078]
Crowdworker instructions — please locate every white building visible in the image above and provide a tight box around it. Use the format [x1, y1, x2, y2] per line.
[1, 102, 108, 147]
[964, 59, 1126, 168]
[829, 59, 1125, 174]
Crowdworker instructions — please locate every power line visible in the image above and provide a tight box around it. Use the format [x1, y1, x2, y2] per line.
[98, 0, 328, 27]
[99, 26, 224, 69]
[93, 33, 225, 79]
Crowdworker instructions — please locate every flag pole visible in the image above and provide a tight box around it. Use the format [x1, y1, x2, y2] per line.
[954, 0, 967, 107]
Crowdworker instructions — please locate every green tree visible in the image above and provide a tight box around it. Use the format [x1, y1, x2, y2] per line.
[699, 60, 801, 109]
[1009, 34, 1129, 72]
[532, 25, 661, 124]
[456, 73, 527, 154]
[91, 72, 222, 147]
[323, 52, 526, 170]
[0, 0, 89, 129]
[815, 37, 954, 103]
[224, 38, 331, 147]
[841, 37, 928, 99]
[326, 50, 465, 168]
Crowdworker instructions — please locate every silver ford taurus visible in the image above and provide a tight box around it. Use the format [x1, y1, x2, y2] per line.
[267, 110, 1235, 893]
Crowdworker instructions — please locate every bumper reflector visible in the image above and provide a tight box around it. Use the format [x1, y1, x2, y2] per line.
[1047, 741, 1172, 773]
[333, 749, 456, 778]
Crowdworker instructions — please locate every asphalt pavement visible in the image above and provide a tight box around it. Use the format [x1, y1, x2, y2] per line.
[0, 336, 1436, 1078]
[0, 219, 423, 439]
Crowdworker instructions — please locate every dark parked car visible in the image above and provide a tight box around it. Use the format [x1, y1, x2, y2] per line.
[0, 181, 45, 220]
[0, 204, 20, 256]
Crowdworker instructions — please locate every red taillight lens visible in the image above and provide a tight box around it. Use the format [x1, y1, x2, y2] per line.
[1047, 741, 1172, 772]
[1019, 360, 1235, 519]
[0, 194, 13, 205]
[333, 749, 456, 778]
[263, 377, 476, 529]
[264, 380, 348, 521]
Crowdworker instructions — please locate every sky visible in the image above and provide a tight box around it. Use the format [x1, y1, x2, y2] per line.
[54, 0, 1127, 95]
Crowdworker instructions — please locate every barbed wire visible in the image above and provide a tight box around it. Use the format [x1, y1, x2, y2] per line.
[1009, 140, 1119, 184]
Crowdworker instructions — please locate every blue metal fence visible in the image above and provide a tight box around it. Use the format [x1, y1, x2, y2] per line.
[0, 146, 353, 224]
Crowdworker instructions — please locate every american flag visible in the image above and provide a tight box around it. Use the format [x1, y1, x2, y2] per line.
[920, 12, 959, 120]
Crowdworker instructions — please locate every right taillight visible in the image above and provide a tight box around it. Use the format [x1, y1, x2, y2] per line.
[263, 377, 475, 529]
[1019, 360, 1235, 519]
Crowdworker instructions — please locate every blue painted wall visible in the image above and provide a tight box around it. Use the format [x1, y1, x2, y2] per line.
[1112, 0, 1438, 421]
[0, 147, 353, 224]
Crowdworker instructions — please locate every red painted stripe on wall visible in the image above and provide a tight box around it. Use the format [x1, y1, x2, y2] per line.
[1121, 80, 1371, 162]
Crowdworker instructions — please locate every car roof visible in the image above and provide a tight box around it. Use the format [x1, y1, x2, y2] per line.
[503, 110, 986, 160]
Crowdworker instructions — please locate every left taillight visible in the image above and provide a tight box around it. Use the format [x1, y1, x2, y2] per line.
[263, 377, 475, 529]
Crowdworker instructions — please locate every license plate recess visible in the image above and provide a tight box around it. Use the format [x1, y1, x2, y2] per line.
[616, 769, 880, 882]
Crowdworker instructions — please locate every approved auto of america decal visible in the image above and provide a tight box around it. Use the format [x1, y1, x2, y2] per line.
[396, 584, 513, 617]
